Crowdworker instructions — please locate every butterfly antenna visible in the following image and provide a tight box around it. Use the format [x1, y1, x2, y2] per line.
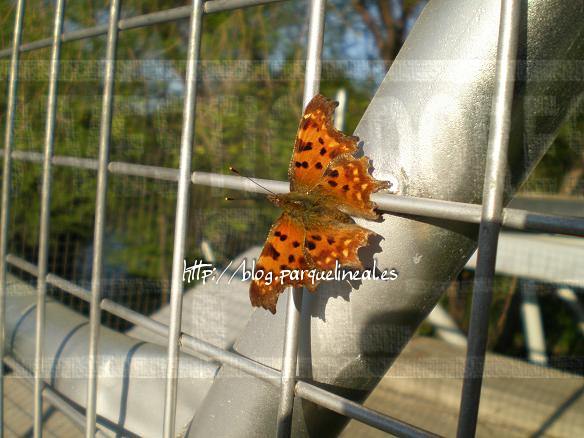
[229, 166, 278, 196]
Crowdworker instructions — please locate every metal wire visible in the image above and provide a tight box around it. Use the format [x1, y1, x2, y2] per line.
[1, 151, 581, 235]
[0, 1, 287, 59]
[276, 1, 327, 436]
[457, 1, 522, 436]
[162, 1, 204, 436]
[85, 0, 121, 435]
[0, 1, 25, 435]
[33, 1, 66, 436]
[6, 254, 39, 277]
[295, 381, 438, 438]
[277, 288, 304, 437]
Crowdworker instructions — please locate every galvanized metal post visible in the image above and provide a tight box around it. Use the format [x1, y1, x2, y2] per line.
[0, 1, 25, 435]
[457, 0, 521, 436]
[34, 0, 66, 436]
[162, 1, 204, 436]
[276, 1, 327, 436]
[86, 0, 121, 436]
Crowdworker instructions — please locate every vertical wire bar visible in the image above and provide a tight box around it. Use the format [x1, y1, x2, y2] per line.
[0, 1, 25, 435]
[277, 287, 303, 437]
[33, 0, 66, 436]
[85, 0, 121, 436]
[456, 1, 521, 437]
[276, 1, 326, 436]
[162, 1, 203, 436]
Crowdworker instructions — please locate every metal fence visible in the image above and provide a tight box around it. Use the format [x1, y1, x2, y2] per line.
[0, 0, 582, 437]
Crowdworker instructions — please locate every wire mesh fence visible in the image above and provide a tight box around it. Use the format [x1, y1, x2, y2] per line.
[0, 0, 582, 437]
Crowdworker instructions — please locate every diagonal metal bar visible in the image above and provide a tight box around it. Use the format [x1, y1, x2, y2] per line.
[0, 1, 25, 435]
[85, 0, 121, 436]
[456, 1, 522, 437]
[276, 1, 327, 436]
[162, 1, 204, 436]
[33, 1, 66, 436]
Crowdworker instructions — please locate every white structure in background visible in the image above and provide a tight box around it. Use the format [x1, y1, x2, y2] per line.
[556, 288, 584, 336]
[466, 231, 584, 365]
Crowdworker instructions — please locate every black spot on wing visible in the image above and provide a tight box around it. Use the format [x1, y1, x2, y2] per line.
[265, 243, 280, 260]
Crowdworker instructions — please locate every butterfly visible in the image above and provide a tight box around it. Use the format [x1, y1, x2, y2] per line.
[250, 94, 389, 313]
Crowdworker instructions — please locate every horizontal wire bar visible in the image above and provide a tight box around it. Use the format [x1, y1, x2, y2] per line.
[11, 150, 46, 163]
[180, 332, 279, 383]
[109, 161, 179, 181]
[3, 148, 582, 236]
[53, 155, 99, 170]
[6, 253, 39, 277]
[10, 150, 98, 170]
[0, 0, 288, 58]
[295, 381, 438, 438]
[190, 171, 584, 236]
[101, 298, 280, 383]
[2, 355, 109, 437]
[204, 0, 286, 14]
[101, 298, 168, 337]
[8, 254, 92, 303]
[6, 260, 442, 437]
[191, 170, 288, 193]
[46, 273, 91, 302]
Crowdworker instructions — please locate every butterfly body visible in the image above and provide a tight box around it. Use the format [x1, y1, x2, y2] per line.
[250, 94, 390, 314]
[268, 192, 349, 227]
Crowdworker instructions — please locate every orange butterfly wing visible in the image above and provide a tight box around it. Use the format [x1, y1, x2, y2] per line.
[288, 95, 359, 192]
[289, 94, 389, 218]
[312, 155, 389, 220]
[251, 94, 389, 313]
[303, 221, 374, 271]
[250, 213, 317, 314]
